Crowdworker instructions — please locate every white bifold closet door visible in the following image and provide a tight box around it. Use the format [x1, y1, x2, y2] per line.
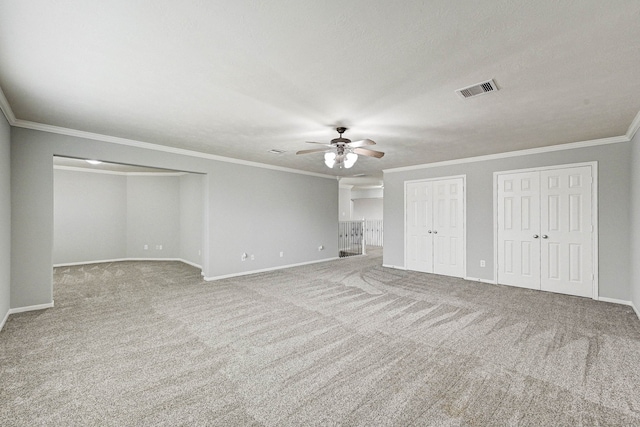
[497, 165, 594, 298]
[406, 177, 464, 278]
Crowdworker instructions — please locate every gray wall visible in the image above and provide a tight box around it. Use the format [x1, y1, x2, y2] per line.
[384, 142, 632, 301]
[209, 161, 337, 278]
[53, 170, 127, 264]
[352, 188, 384, 199]
[0, 114, 10, 324]
[353, 198, 383, 220]
[10, 127, 337, 308]
[126, 175, 180, 259]
[179, 173, 204, 266]
[339, 187, 384, 220]
[54, 169, 203, 266]
[631, 130, 640, 310]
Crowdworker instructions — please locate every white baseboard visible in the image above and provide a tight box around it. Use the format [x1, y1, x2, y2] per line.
[0, 308, 9, 332]
[54, 258, 130, 267]
[204, 257, 339, 281]
[382, 264, 406, 270]
[175, 259, 202, 269]
[598, 296, 632, 305]
[598, 297, 640, 320]
[54, 258, 202, 269]
[9, 301, 55, 315]
[464, 276, 499, 285]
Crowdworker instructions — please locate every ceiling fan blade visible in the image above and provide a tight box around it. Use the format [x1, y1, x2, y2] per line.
[353, 147, 385, 158]
[296, 148, 332, 155]
[305, 141, 331, 145]
[347, 138, 376, 148]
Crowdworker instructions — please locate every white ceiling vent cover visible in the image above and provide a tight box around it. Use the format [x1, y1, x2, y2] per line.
[456, 79, 498, 99]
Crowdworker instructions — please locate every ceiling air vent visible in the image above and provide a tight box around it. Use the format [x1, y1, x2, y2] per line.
[456, 79, 498, 99]
[268, 149, 285, 154]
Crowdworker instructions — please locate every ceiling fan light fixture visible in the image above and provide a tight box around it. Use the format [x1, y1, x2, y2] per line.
[300, 127, 383, 169]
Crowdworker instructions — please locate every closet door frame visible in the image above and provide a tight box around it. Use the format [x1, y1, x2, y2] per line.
[493, 161, 599, 300]
[404, 175, 467, 278]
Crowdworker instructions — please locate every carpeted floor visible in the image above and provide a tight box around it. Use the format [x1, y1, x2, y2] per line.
[2, 248, 640, 426]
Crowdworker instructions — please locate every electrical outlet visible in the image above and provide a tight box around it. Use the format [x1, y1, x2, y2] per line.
[251, 254, 255, 261]
[280, 251, 284, 257]
[158, 245, 163, 250]
[144, 244, 148, 250]
[480, 260, 486, 267]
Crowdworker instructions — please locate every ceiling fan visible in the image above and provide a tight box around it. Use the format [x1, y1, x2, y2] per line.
[296, 127, 384, 169]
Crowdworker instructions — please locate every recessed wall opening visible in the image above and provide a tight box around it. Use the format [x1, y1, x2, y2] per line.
[52, 156, 206, 276]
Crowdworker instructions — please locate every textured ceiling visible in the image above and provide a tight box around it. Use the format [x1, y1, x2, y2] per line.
[1, 1, 640, 177]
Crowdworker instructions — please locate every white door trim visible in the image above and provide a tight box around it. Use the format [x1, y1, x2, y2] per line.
[404, 175, 467, 277]
[493, 161, 598, 299]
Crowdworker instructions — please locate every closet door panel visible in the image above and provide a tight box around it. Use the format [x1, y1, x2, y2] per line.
[406, 181, 433, 273]
[540, 166, 593, 298]
[433, 178, 464, 277]
[497, 172, 541, 289]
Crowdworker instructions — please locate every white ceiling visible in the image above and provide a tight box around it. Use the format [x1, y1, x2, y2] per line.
[1, 1, 639, 177]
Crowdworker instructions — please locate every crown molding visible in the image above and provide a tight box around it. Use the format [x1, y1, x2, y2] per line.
[626, 110, 640, 141]
[0, 106, 335, 179]
[0, 86, 16, 124]
[53, 165, 188, 177]
[9, 117, 335, 180]
[384, 134, 630, 174]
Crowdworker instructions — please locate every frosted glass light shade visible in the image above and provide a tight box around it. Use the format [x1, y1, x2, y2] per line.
[324, 152, 336, 168]
[344, 152, 358, 168]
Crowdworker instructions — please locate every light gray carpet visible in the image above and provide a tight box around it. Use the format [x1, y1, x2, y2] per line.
[2, 248, 640, 426]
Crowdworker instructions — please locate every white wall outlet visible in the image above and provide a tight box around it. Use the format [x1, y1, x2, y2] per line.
[198, 250, 201, 256]
[241, 253, 248, 261]
[250, 254, 255, 261]
[158, 245, 163, 250]
[480, 260, 486, 267]
[279, 251, 284, 258]
[144, 244, 148, 250]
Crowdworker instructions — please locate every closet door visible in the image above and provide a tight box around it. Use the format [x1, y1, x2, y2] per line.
[496, 164, 595, 299]
[406, 177, 465, 278]
[497, 171, 541, 289]
[432, 178, 465, 277]
[540, 166, 593, 298]
[406, 181, 433, 273]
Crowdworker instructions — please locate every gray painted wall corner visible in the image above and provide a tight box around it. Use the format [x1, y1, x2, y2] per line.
[0, 113, 10, 327]
[630, 130, 640, 312]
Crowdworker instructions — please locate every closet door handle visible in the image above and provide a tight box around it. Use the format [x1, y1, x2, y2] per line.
[533, 235, 539, 239]
[542, 235, 548, 239]
[433, 230, 438, 234]
[428, 230, 432, 234]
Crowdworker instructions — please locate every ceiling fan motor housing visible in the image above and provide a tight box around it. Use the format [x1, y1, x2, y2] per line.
[331, 127, 351, 145]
